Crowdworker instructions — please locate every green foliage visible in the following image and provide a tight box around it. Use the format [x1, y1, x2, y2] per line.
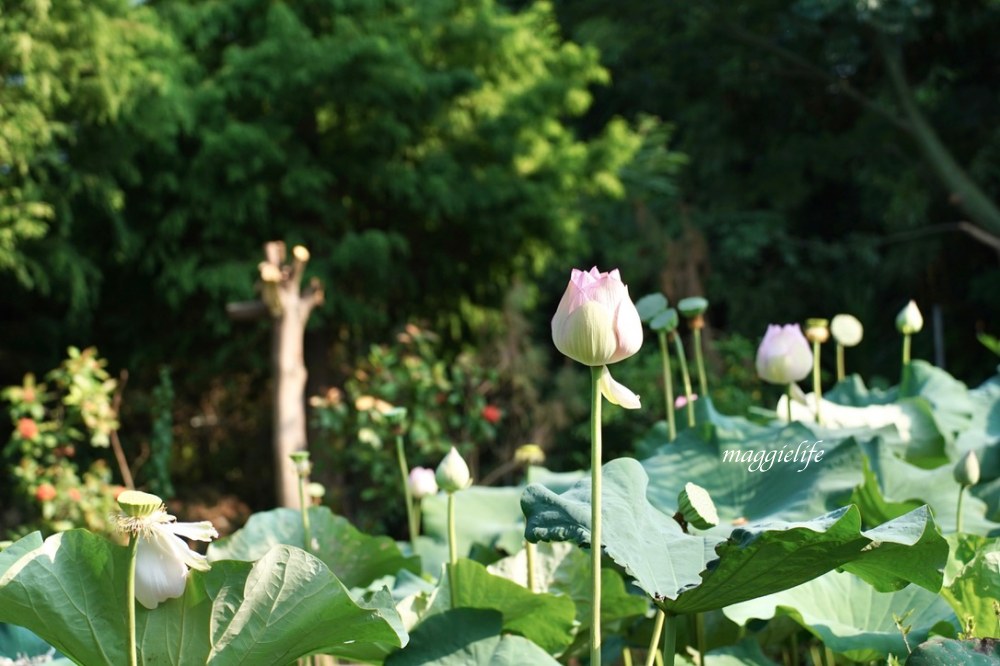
[941, 534, 1000, 639]
[145, 366, 175, 498]
[907, 637, 1000, 665]
[1, 347, 122, 538]
[311, 324, 499, 534]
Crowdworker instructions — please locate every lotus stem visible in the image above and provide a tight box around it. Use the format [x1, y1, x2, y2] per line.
[395, 434, 418, 544]
[590, 364, 604, 666]
[658, 332, 677, 441]
[663, 614, 677, 666]
[448, 491, 458, 608]
[525, 540, 537, 593]
[957, 485, 966, 533]
[645, 610, 666, 666]
[297, 473, 313, 555]
[671, 334, 695, 427]
[695, 613, 706, 666]
[623, 647, 634, 666]
[902, 333, 912, 366]
[812, 339, 823, 425]
[693, 328, 708, 398]
[126, 535, 138, 666]
[787, 383, 794, 423]
[836, 343, 846, 382]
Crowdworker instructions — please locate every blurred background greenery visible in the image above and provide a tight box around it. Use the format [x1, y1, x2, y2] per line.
[2, 0, 997, 535]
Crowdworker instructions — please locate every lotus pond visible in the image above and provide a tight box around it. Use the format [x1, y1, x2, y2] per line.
[1, 270, 999, 666]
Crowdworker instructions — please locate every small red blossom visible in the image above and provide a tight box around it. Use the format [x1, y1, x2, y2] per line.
[481, 404, 502, 424]
[17, 417, 39, 441]
[68, 487, 82, 502]
[35, 483, 57, 502]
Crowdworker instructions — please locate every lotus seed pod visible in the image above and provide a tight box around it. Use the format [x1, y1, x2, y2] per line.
[289, 451, 312, 477]
[804, 318, 830, 344]
[635, 293, 669, 324]
[677, 482, 719, 530]
[677, 297, 709, 318]
[954, 450, 980, 487]
[896, 300, 924, 335]
[117, 490, 164, 518]
[650, 308, 680, 334]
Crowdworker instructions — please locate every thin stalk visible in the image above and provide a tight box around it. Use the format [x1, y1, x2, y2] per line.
[836, 344, 845, 382]
[695, 613, 706, 666]
[903, 333, 912, 366]
[671, 334, 696, 427]
[809, 644, 824, 666]
[791, 630, 799, 666]
[126, 535, 138, 666]
[825, 646, 836, 666]
[297, 474, 313, 555]
[622, 648, 634, 666]
[395, 434, 418, 543]
[662, 614, 677, 666]
[448, 491, 458, 608]
[957, 485, 966, 533]
[693, 328, 708, 398]
[525, 541, 537, 592]
[590, 365, 604, 666]
[645, 611, 666, 666]
[658, 332, 677, 441]
[786, 383, 794, 423]
[812, 340, 823, 425]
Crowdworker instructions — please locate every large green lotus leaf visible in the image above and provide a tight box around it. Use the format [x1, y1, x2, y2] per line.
[907, 637, 1000, 665]
[425, 558, 576, 655]
[724, 570, 957, 662]
[858, 442, 1000, 535]
[385, 607, 560, 665]
[825, 374, 898, 406]
[641, 421, 865, 526]
[421, 487, 525, 566]
[0, 530, 407, 665]
[207, 506, 419, 589]
[940, 534, 1000, 639]
[522, 458, 946, 616]
[0, 531, 128, 664]
[487, 542, 648, 632]
[899, 361, 975, 445]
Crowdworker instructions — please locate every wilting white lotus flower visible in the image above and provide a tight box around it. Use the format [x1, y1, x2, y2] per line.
[115, 490, 218, 610]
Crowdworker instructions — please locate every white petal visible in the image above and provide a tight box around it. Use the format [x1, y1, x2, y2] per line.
[168, 520, 218, 543]
[134, 532, 189, 609]
[154, 523, 212, 571]
[598, 366, 641, 409]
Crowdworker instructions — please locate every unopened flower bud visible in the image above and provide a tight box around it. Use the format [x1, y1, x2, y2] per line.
[954, 451, 980, 487]
[436, 447, 472, 493]
[805, 318, 830, 344]
[896, 300, 923, 335]
[408, 466, 438, 499]
[830, 314, 863, 347]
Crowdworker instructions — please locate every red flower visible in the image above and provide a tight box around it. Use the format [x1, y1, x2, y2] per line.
[68, 487, 82, 502]
[481, 404, 502, 424]
[17, 417, 39, 441]
[35, 483, 57, 502]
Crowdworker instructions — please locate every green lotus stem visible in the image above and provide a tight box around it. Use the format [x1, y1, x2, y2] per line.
[787, 383, 794, 422]
[590, 364, 604, 666]
[645, 610, 666, 666]
[126, 534, 138, 666]
[957, 485, 966, 533]
[825, 646, 835, 666]
[693, 328, 708, 398]
[791, 628, 799, 666]
[525, 540, 537, 593]
[812, 340, 823, 425]
[671, 334, 695, 427]
[297, 472, 313, 555]
[809, 643, 823, 666]
[395, 434, 418, 543]
[448, 490, 458, 608]
[836, 343, 846, 382]
[695, 612, 706, 666]
[622, 648, 634, 666]
[663, 614, 677, 666]
[902, 333, 912, 366]
[658, 331, 677, 441]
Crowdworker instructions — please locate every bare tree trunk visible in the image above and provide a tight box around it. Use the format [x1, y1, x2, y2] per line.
[230, 241, 323, 508]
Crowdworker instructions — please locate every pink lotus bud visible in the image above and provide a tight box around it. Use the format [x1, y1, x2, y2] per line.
[551, 267, 643, 367]
[408, 466, 439, 499]
[755, 324, 813, 385]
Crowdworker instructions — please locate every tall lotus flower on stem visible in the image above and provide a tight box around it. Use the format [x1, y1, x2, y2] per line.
[954, 451, 980, 533]
[552, 266, 642, 666]
[114, 490, 217, 666]
[896, 300, 923, 370]
[804, 319, 829, 425]
[755, 324, 813, 423]
[437, 446, 472, 608]
[830, 314, 863, 381]
[289, 451, 315, 555]
[408, 466, 438, 538]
